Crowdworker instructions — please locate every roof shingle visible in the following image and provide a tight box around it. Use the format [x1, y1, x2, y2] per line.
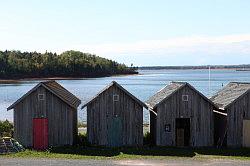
[210, 82, 250, 109]
[7, 81, 81, 110]
[146, 82, 185, 109]
[42, 81, 81, 108]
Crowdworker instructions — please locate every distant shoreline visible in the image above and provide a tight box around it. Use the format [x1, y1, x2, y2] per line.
[139, 65, 250, 70]
[140, 68, 242, 70]
[1, 67, 250, 83]
[0, 73, 139, 84]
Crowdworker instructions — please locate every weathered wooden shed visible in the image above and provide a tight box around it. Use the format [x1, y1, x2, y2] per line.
[210, 82, 250, 147]
[7, 81, 81, 150]
[82, 81, 147, 147]
[146, 82, 218, 147]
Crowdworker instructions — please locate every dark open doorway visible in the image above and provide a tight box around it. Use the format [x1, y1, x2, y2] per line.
[176, 118, 190, 146]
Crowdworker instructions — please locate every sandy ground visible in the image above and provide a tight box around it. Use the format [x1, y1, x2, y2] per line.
[78, 125, 150, 134]
[0, 158, 250, 166]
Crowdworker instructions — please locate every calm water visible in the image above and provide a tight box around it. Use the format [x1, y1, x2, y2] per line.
[1, 69, 250, 123]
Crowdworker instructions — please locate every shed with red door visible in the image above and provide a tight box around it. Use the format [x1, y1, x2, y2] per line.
[7, 81, 81, 150]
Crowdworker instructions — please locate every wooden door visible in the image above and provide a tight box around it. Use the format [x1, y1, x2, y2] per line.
[176, 129, 185, 146]
[33, 118, 48, 150]
[176, 118, 190, 146]
[108, 117, 122, 147]
[243, 120, 250, 147]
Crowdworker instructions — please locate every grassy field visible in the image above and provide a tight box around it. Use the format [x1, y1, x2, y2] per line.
[1, 129, 249, 161]
[2, 146, 250, 160]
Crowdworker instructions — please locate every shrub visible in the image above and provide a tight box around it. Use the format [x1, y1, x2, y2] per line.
[143, 131, 152, 145]
[77, 133, 90, 147]
[0, 120, 13, 137]
[77, 122, 87, 128]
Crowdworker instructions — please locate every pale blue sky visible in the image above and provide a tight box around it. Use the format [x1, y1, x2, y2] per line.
[1, 0, 250, 66]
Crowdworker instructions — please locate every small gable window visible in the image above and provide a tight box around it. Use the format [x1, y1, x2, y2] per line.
[113, 94, 119, 102]
[182, 95, 189, 102]
[38, 94, 45, 101]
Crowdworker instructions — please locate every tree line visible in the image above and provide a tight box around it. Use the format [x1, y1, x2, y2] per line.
[0, 50, 137, 79]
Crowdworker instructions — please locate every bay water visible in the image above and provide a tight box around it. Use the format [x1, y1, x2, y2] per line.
[1, 69, 250, 123]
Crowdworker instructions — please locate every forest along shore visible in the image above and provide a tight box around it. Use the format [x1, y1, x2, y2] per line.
[0, 50, 138, 80]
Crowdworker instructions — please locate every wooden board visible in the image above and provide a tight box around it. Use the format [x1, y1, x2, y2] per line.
[176, 129, 184, 146]
[243, 120, 250, 147]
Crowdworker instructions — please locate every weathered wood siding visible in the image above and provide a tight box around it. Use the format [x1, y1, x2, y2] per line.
[13, 86, 77, 147]
[150, 111, 157, 145]
[154, 86, 214, 147]
[226, 91, 250, 147]
[213, 112, 227, 147]
[87, 85, 143, 147]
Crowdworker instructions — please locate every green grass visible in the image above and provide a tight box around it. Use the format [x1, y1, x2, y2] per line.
[2, 146, 250, 160]
[2, 132, 250, 160]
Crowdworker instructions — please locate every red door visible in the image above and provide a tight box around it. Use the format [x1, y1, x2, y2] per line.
[33, 118, 48, 150]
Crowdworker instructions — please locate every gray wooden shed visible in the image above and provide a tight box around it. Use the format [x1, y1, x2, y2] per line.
[7, 81, 81, 149]
[82, 81, 147, 147]
[146, 82, 217, 147]
[210, 82, 250, 147]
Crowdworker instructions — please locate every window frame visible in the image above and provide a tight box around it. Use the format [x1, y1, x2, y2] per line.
[113, 94, 119, 102]
[182, 95, 189, 102]
[38, 93, 45, 101]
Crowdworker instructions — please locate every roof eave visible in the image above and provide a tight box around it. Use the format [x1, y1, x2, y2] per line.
[213, 110, 227, 116]
[41, 83, 80, 109]
[81, 103, 89, 109]
[185, 83, 220, 110]
[151, 83, 186, 109]
[113, 82, 148, 108]
[7, 82, 81, 111]
[224, 88, 250, 110]
[81, 82, 115, 110]
[147, 82, 220, 111]
[82, 81, 148, 109]
[6, 83, 43, 111]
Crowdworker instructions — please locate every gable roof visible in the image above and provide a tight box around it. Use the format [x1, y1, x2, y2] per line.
[146, 82, 218, 110]
[7, 81, 81, 110]
[82, 81, 147, 109]
[146, 82, 185, 109]
[210, 82, 250, 109]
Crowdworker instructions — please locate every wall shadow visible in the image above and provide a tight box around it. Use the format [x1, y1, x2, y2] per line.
[195, 147, 250, 157]
[121, 146, 195, 157]
[50, 146, 121, 157]
[50, 146, 250, 158]
[50, 146, 196, 157]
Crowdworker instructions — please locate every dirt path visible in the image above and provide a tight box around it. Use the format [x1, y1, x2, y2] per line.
[0, 158, 250, 166]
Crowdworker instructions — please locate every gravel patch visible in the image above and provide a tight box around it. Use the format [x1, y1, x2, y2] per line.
[1, 158, 250, 166]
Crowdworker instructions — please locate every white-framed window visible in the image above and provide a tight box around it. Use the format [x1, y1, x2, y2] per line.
[165, 124, 171, 132]
[182, 95, 189, 101]
[38, 94, 45, 101]
[113, 94, 119, 102]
